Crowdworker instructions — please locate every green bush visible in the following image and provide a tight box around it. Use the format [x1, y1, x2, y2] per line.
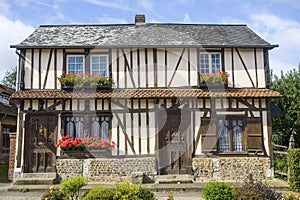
[60, 176, 87, 200]
[234, 174, 282, 200]
[288, 148, 300, 191]
[82, 187, 114, 200]
[284, 192, 300, 200]
[202, 182, 235, 200]
[114, 181, 155, 200]
[41, 187, 65, 200]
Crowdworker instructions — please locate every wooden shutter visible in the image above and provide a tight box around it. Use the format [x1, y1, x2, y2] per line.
[247, 118, 263, 153]
[201, 118, 217, 153]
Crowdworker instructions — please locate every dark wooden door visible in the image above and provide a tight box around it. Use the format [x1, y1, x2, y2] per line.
[24, 113, 57, 173]
[158, 108, 192, 175]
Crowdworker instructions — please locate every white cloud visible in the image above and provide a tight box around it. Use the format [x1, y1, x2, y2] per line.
[84, 0, 131, 11]
[0, 0, 11, 16]
[0, 15, 35, 80]
[183, 13, 191, 23]
[96, 16, 127, 24]
[249, 14, 300, 75]
[137, 0, 154, 10]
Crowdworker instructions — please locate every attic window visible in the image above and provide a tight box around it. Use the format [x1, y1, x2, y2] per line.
[199, 53, 221, 74]
[67, 55, 85, 75]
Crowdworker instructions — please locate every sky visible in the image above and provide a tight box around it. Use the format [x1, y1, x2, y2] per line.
[0, 0, 300, 80]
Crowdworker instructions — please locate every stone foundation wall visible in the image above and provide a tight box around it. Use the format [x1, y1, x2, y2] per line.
[56, 157, 157, 183]
[192, 157, 271, 181]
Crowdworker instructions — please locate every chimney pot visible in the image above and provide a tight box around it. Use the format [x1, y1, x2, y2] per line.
[135, 14, 145, 25]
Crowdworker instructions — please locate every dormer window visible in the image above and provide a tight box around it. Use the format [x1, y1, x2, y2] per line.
[200, 53, 221, 74]
[67, 55, 85, 75]
[90, 55, 109, 77]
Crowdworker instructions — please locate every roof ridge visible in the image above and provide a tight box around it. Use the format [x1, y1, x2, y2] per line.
[39, 23, 248, 27]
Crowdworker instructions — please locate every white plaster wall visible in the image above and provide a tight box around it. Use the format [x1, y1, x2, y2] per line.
[24, 50, 32, 89]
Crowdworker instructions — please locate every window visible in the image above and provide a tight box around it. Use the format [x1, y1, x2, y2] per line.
[218, 118, 244, 152]
[65, 115, 110, 139]
[90, 55, 108, 77]
[2, 127, 10, 149]
[67, 55, 84, 75]
[0, 95, 10, 106]
[91, 116, 109, 140]
[200, 53, 221, 74]
[65, 116, 84, 138]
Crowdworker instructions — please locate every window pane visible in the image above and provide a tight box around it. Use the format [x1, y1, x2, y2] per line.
[101, 121, 109, 140]
[218, 120, 229, 152]
[232, 120, 243, 151]
[92, 56, 99, 63]
[100, 56, 107, 62]
[91, 118, 100, 138]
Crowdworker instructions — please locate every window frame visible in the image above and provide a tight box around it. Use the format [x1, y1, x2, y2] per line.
[217, 116, 246, 153]
[66, 55, 85, 75]
[90, 54, 109, 77]
[199, 52, 222, 75]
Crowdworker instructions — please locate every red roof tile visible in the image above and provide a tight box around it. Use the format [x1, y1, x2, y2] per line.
[11, 88, 281, 99]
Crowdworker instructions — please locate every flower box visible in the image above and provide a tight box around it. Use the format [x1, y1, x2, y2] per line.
[60, 149, 94, 159]
[57, 136, 115, 159]
[199, 72, 229, 90]
[58, 74, 113, 91]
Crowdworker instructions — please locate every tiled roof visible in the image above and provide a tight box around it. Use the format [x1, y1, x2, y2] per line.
[11, 89, 281, 99]
[11, 24, 277, 49]
[0, 84, 15, 95]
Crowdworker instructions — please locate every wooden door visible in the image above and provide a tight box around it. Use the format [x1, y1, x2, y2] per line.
[158, 108, 192, 175]
[24, 113, 57, 173]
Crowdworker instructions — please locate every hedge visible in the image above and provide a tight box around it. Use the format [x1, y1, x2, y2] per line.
[287, 148, 300, 191]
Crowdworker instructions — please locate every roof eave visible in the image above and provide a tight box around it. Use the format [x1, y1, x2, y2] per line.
[11, 44, 279, 50]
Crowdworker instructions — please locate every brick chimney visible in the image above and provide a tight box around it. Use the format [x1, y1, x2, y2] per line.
[135, 14, 145, 25]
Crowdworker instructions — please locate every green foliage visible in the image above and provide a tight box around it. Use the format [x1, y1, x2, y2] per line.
[284, 192, 300, 200]
[202, 182, 235, 200]
[271, 67, 300, 147]
[114, 181, 155, 200]
[60, 176, 87, 200]
[82, 187, 114, 200]
[19, 188, 29, 193]
[0, 165, 8, 182]
[234, 174, 282, 200]
[41, 187, 65, 200]
[1, 67, 16, 89]
[287, 148, 300, 191]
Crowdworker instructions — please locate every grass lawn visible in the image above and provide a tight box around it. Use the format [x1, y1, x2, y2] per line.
[0, 164, 8, 182]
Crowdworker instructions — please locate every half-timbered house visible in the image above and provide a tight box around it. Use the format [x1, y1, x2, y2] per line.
[10, 15, 281, 183]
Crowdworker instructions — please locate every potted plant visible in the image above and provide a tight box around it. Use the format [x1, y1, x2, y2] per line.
[82, 137, 115, 158]
[199, 71, 229, 90]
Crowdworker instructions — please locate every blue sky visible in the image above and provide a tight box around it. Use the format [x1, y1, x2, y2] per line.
[1, 0, 300, 80]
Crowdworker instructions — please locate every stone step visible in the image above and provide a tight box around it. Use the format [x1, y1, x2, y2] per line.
[14, 173, 57, 185]
[22, 173, 56, 179]
[154, 174, 194, 184]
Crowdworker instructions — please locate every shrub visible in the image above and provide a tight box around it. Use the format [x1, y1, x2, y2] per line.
[60, 176, 87, 200]
[114, 181, 155, 200]
[287, 148, 300, 191]
[41, 187, 65, 200]
[284, 192, 300, 200]
[202, 182, 234, 200]
[234, 174, 283, 200]
[82, 187, 114, 200]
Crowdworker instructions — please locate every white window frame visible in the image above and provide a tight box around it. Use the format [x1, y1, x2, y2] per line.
[90, 54, 109, 77]
[199, 52, 222, 74]
[66, 55, 85, 75]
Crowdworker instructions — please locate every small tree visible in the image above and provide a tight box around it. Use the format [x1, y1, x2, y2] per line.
[1, 67, 16, 89]
[271, 65, 300, 147]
